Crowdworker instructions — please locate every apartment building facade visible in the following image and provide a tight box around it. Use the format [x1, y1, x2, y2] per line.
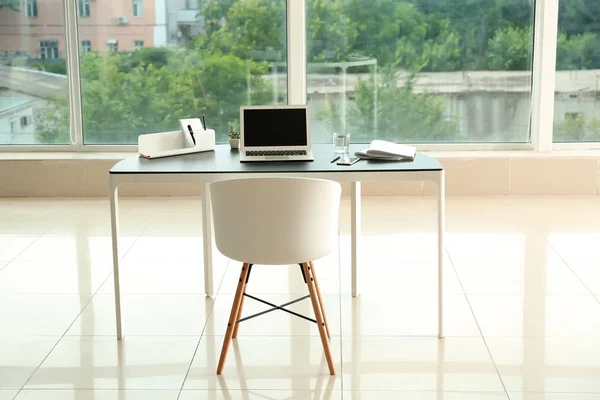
[0, 0, 167, 61]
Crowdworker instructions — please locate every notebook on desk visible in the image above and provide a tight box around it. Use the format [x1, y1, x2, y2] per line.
[239, 105, 314, 162]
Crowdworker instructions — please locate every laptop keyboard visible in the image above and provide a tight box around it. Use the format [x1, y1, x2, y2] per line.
[246, 150, 307, 157]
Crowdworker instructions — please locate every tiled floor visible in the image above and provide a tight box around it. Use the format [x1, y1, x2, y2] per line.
[1, 196, 600, 400]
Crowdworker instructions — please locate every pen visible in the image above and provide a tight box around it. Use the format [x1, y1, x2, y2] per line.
[187, 124, 196, 145]
[330, 156, 340, 163]
[202, 114, 207, 130]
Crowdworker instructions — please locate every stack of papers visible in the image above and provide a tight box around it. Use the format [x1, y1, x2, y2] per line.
[355, 140, 416, 161]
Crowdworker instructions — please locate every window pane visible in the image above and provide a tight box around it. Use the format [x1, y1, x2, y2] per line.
[307, 0, 534, 143]
[553, 0, 600, 142]
[79, 0, 287, 145]
[0, 0, 69, 145]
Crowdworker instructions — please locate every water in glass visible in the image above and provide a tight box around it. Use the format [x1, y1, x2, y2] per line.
[333, 132, 351, 154]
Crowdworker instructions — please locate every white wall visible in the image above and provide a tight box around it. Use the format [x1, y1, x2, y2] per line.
[0, 103, 37, 144]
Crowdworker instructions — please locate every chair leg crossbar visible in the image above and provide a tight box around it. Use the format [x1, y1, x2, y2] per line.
[216, 262, 336, 375]
[237, 293, 316, 324]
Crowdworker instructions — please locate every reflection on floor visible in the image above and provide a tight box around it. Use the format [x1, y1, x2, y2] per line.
[1, 196, 600, 400]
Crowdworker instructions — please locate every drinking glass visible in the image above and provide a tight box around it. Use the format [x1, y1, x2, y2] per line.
[333, 132, 351, 154]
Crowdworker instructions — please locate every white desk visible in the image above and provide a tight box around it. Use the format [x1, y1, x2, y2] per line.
[109, 144, 445, 339]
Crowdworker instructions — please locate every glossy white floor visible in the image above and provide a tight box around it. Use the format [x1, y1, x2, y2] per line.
[1, 196, 600, 400]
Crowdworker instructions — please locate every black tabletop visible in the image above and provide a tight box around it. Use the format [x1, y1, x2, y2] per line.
[110, 144, 443, 174]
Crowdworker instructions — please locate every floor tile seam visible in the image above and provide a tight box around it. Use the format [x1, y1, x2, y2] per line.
[176, 256, 233, 400]
[464, 293, 595, 297]
[91, 293, 216, 296]
[508, 391, 600, 395]
[14, 226, 150, 395]
[444, 247, 510, 398]
[343, 334, 600, 338]
[83, 226, 148, 303]
[0, 235, 44, 274]
[337, 231, 344, 397]
[5, 333, 586, 338]
[541, 236, 600, 305]
[463, 292, 595, 296]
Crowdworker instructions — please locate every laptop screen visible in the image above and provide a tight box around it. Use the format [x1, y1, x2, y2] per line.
[243, 108, 307, 147]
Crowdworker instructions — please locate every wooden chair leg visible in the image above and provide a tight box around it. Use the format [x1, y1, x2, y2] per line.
[232, 294, 245, 339]
[309, 261, 331, 339]
[302, 262, 336, 375]
[217, 263, 250, 375]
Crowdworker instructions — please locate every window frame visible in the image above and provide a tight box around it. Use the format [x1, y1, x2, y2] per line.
[0, 0, 589, 152]
[78, 0, 90, 18]
[39, 39, 59, 60]
[107, 40, 118, 54]
[134, 40, 144, 50]
[132, 0, 143, 17]
[26, 0, 38, 18]
[80, 40, 91, 55]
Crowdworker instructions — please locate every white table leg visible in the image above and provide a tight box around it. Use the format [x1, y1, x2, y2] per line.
[202, 183, 214, 297]
[438, 170, 445, 338]
[109, 181, 123, 340]
[351, 181, 361, 297]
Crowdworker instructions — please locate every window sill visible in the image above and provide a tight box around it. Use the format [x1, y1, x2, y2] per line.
[1, 149, 600, 197]
[0, 152, 135, 160]
[2, 149, 600, 161]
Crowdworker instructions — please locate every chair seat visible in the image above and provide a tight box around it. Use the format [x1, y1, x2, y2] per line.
[210, 177, 341, 265]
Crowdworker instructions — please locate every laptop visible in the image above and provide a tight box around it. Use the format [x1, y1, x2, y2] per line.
[239, 105, 314, 162]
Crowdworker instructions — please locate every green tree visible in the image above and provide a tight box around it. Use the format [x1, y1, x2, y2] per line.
[394, 16, 462, 72]
[201, 0, 285, 60]
[36, 96, 70, 144]
[307, 0, 356, 62]
[37, 3, 278, 144]
[348, 69, 459, 142]
[556, 32, 599, 70]
[28, 60, 68, 75]
[486, 26, 532, 70]
[342, 0, 426, 67]
[554, 115, 600, 142]
[558, 0, 600, 37]
[201, 0, 238, 38]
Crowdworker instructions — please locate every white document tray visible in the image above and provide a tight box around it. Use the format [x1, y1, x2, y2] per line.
[138, 129, 215, 159]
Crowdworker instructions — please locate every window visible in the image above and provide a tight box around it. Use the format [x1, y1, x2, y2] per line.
[553, 0, 600, 142]
[79, 0, 90, 17]
[40, 39, 59, 59]
[78, 0, 287, 144]
[81, 40, 91, 55]
[9, 118, 18, 135]
[107, 40, 118, 54]
[132, 0, 143, 17]
[306, 0, 535, 143]
[27, 0, 38, 17]
[0, 0, 69, 145]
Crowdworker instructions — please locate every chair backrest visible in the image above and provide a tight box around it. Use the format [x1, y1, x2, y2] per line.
[210, 177, 341, 265]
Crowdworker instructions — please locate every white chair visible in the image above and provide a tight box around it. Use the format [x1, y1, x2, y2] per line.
[210, 177, 341, 375]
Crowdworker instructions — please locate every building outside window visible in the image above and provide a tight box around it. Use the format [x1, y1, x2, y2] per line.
[107, 39, 118, 54]
[79, 0, 90, 17]
[134, 40, 144, 50]
[553, 0, 600, 142]
[9, 118, 18, 135]
[132, 0, 143, 17]
[40, 40, 59, 59]
[81, 40, 91, 55]
[27, 0, 38, 17]
[1, 1, 69, 146]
